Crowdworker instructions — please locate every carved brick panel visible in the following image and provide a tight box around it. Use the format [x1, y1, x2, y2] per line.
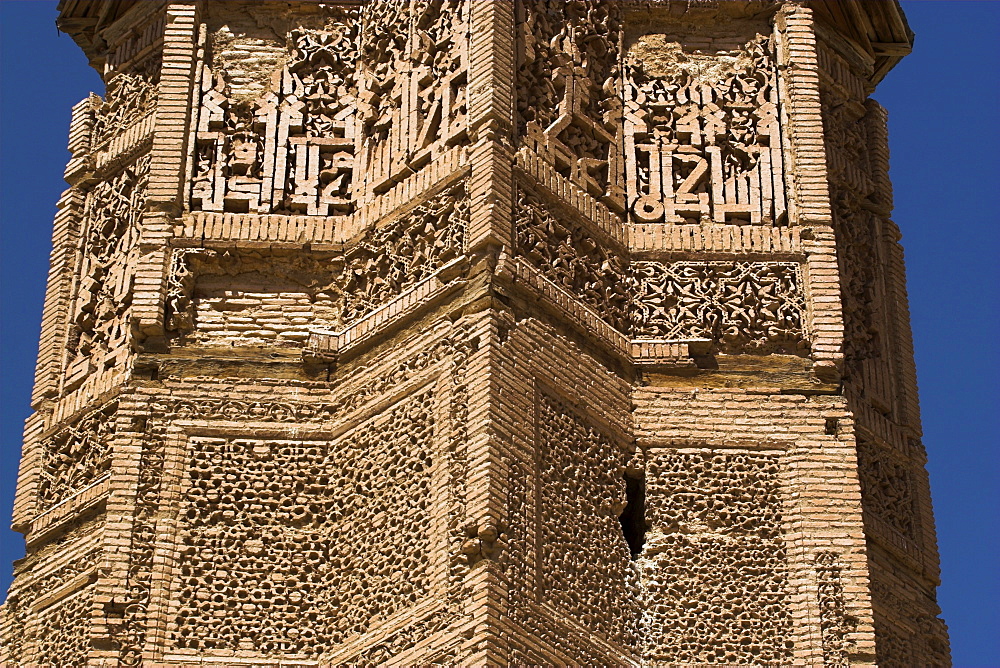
[622, 30, 786, 225]
[33, 588, 95, 666]
[536, 391, 637, 648]
[62, 155, 149, 394]
[869, 573, 950, 668]
[21, 546, 101, 605]
[512, 180, 807, 354]
[37, 401, 117, 512]
[192, 4, 361, 215]
[640, 449, 792, 664]
[90, 68, 159, 151]
[857, 436, 919, 546]
[112, 419, 167, 666]
[91, 10, 164, 152]
[358, 1, 469, 195]
[515, 187, 629, 331]
[516, 0, 623, 207]
[168, 183, 467, 345]
[3, 539, 102, 665]
[171, 390, 441, 656]
[165, 248, 341, 345]
[819, 44, 896, 412]
[343, 182, 468, 322]
[630, 260, 806, 353]
[815, 551, 857, 666]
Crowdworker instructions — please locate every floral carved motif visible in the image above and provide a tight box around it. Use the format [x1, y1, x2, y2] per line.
[114, 422, 166, 666]
[66, 155, 150, 389]
[815, 551, 856, 666]
[89, 69, 159, 150]
[164, 248, 209, 336]
[37, 402, 118, 510]
[343, 183, 468, 322]
[88, 13, 163, 151]
[514, 187, 629, 331]
[857, 437, 918, 544]
[512, 186, 806, 352]
[630, 261, 806, 353]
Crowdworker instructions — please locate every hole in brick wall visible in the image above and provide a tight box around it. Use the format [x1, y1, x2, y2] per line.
[825, 417, 839, 435]
[223, 198, 250, 213]
[619, 472, 647, 560]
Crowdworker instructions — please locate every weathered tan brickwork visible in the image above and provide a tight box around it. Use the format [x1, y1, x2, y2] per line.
[2, 1, 949, 665]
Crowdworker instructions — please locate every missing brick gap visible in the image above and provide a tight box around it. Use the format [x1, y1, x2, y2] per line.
[619, 472, 647, 560]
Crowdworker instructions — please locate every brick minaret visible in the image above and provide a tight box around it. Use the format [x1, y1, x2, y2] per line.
[1, 1, 949, 665]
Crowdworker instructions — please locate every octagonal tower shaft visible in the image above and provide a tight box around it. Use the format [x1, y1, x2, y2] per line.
[2, 1, 948, 666]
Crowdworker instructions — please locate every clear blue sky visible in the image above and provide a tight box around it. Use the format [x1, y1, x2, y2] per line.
[1, 1, 997, 663]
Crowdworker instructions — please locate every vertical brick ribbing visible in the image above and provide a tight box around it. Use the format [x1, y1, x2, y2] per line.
[30, 95, 95, 406]
[133, 3, 199, 340]
[463, 4, 516, 663]
[13, 97, 91, 630]
[865, 100, 922, 435]
[866, 98, 946, 632]
[778, 5, 845, 376]
[31, 189, 83, 406]
[11, 413, 45, 532]
[466, 0, 515, 254]
[92, 393, 141, 663]
[777, 4, 876, 663]
[97, 6, 200, 663]
[31, 93, 95, 408]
